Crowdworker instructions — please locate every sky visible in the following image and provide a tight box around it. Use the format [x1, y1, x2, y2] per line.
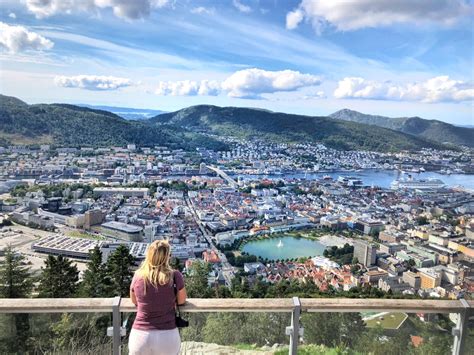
[0, 0, 473, 125]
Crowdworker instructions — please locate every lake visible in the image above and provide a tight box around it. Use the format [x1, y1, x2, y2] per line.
[241, 236, 326, 260]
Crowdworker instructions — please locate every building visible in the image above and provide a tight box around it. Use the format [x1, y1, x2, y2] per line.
[203, 249, 220, 263]
[379, 243, 406, 255]
[355, 218, 385, 235]
[32, 235, 101, 260]
[378, 276, 411, 293]
[418, 268, 442, 289]
[244, 262, 266, 274]
[100, 221, 143, 242]
[354, 239, 377, 266]
[100, 241, 148, 264]
[379, 231, 404, 243]
[65, 214, 85, 228]
[403, 271, 421, 289]
[37, 209, 67, 224]
[93, 187, 148, 198]
[84, 209, 104, 229]
[363, 268, 388, 284]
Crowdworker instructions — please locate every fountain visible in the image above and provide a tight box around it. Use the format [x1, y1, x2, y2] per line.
[277, 239, 284, 248]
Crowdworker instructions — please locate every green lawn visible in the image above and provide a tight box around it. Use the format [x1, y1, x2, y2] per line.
[365, 312, 408, 330]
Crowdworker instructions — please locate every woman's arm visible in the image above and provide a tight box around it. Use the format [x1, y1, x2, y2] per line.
[130, 287, 137, 305]
[177, 287, 187, 306]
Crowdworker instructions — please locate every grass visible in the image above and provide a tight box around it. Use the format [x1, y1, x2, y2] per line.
[66, 230, 106, 240]
[365, 312, 408, 330]
[274, 344, 362, 355]
[233, 343, 268, 351]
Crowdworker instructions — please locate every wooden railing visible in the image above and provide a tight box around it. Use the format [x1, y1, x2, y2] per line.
[0, 297, 472, 355]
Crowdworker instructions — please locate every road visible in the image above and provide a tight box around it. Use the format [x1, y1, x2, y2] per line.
[183, 192, 235, 287]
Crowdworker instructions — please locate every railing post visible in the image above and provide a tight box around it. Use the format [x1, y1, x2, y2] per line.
[112, 296, 122, 355]
[288, 296, 301, 355]
[452, 299, 470, 355]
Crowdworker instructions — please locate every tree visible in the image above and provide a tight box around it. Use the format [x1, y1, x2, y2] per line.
[38, 255, 79, 298]
[185, 260, 212, 298]
[105, 245, 134, 297]
[0, 246, 33, 298]
[0, 246, 34, 354]
[79, 247, 108, 297]
[407, 258, 417, 271]
[302, 312, 365, 348]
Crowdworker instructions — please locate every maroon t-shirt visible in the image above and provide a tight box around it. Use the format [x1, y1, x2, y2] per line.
[131, 270, 185, 330]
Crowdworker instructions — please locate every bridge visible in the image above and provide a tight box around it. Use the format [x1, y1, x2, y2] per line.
[206, 165, 238, 188]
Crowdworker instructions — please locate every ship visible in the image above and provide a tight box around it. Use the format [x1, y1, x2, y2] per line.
[337, 176, 363, 187]
[391, 177, 446, 190]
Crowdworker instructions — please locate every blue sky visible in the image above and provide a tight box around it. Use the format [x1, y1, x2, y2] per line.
[0, 0, 473, 124]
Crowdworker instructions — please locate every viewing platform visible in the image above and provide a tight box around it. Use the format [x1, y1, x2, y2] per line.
[0, 297, 472, 355]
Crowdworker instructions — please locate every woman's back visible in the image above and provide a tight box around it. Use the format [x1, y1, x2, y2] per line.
[129, 240, 186, 355]
[131, 270, 185, 330]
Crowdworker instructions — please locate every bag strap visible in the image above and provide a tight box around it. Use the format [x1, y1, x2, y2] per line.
[173, 270, 181, 316]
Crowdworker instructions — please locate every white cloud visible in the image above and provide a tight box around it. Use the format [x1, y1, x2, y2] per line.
[191, 7, 215, 15]
[233, 0, 252, 13]
[334, 76, 474, 103]
[154, 69, 321, 98]
[0, 22, 54, 54]
[24, 0, 171, 20]
[286, 9, 304, 30]
[155, 80, 220, 96]
[8, 13, 17, 19]
[222, 68, 321, 98]
[54, 75, 132, 90]
[287, 0, 473, 32]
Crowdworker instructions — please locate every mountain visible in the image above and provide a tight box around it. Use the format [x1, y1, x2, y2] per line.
[0, 95, 225, 150]
[149, 105, 448, 152]
[79, 104, 166, 120]
[330, 109, 474, 148]
[0, 95, 458, 152]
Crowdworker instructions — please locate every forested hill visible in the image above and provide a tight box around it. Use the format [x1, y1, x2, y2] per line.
[0, 95, 225, 150]
[330, 109, 474, 148]
[0, 95, 458, 152]
[149, 105, 449, 152]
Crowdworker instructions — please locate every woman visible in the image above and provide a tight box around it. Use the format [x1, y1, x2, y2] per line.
[129, 240, 187, 355]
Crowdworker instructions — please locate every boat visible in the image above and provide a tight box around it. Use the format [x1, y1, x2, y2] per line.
[322, 175, 332, 180]
[391, 177, 446, 190]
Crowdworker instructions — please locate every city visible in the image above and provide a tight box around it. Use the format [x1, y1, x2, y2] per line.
[1, 0, 473, 354]
[1, 141, 473, 297]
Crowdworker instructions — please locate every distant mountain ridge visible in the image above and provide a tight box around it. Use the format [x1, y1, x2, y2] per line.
[79, 104, 166, 120]
[0, 94, 460, 152]
[0, 94, 225, 150]
[330, 109, 474, 147]
[149, 105, 448, 152]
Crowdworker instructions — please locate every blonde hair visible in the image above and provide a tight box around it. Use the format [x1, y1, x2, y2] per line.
[136, 240, 173, 293]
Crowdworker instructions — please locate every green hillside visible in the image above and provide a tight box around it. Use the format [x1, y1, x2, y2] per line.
[150, 105, 449, 152]
[0, 95, 226, 150]
[330, 109, 474, 147]
[0, 95, 459, 152]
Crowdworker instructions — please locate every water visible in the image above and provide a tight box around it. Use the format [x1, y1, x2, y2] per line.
[234, 170, 474, 190]
[241, 236, 326, 260]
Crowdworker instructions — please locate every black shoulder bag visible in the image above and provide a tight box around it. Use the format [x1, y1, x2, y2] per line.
[173, 271, 189, 328]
